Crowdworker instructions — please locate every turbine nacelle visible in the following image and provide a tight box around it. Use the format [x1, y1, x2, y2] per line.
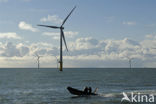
[60, 27, 64, 30]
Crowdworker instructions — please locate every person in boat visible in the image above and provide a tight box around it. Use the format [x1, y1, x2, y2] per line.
[84, 86, 89, 94]
[84, 86, 92, 94]
[88, 87, 92, 94]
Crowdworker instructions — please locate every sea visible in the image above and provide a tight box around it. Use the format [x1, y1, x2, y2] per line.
[0, 68, 156, 104]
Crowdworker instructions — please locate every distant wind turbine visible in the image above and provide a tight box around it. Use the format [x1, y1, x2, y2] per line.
[54, 56, 59, 69]
[127, 57, 133, 69]
[50, 54, 59, 69]
[38, 6, 76, 71]
[34, 54, 42, 69]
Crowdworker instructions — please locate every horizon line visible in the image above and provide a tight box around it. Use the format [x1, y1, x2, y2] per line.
[0, 67, 155, 69]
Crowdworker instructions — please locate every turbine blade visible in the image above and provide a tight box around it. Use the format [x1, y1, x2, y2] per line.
[61, 6, 76, 26]
[37, 25, 60, 29]
[61, 29, 68, 51]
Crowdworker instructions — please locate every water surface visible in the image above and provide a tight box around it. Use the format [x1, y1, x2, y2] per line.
[0, 68, 156, 104]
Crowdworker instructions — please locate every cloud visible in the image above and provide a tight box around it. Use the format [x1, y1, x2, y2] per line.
[40, 15, 63, 24]
[0, 42, 55, 58]
[1, 42, 21, 57]
[28, 42, 58, 56]
[0, 32, 21, 39]
[16, 43, 29, 56]
[145, 34, 156, 39]
[69, 37, 99, 51]
[122, 38, 140, 46]
[43, 32, 59, 36]
[43, 31, 78, 40]
[0, 42, 29, 57]
[123, 21, 136, 25]
[141, 35, 156, 48]
[43, 32, 59, 40]
[68, 37, 146, 63]
[19, 21, 38, 32]
[145, 34, 153, 38]
[64, 31, 78, 38]
[0, 35, 156, 67]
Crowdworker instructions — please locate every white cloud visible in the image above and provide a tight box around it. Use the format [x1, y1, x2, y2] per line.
[0, 32, 21, 39]
[69, 37, 99, 50]
[43, 32, 59, 36]
[43, 32, 59, 40]
[146, 34, 153, 38]
[141, 35, 156, 48]
[0, 42, 29, 57]
[19, 21, 38, 32]
[145, 34, 156, 39]
[0, 42, 56, 58]
[0, 35, 156, 68]
[64, 31, 78, 38]
[1, 42, 20, 57]
[43, 31, 78, 40]
[123, 21, 136, 25]
[40, 15, 63, 24]
[16, 43, 29, 56]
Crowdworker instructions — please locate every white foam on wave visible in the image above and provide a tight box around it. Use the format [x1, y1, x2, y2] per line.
[99, 93, 121, 98]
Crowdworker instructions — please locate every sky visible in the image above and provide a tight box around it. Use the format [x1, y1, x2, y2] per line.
[0, 0, 156, 68]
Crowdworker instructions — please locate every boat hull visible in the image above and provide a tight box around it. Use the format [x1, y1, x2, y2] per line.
[67, 87, 97, 96]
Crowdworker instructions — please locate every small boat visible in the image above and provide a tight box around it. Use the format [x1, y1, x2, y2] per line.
[67, 86, 97, 96]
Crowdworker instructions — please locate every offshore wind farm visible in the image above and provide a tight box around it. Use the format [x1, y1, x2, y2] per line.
[0, 0, 156, 104]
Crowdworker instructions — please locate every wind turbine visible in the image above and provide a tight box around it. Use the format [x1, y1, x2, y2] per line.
[38, 6, 76, 71]
[127, 57, 133, 69]
[34, 54, 42, 69]
[54, 56, 59, 69]
[50, 54, 59, 69]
